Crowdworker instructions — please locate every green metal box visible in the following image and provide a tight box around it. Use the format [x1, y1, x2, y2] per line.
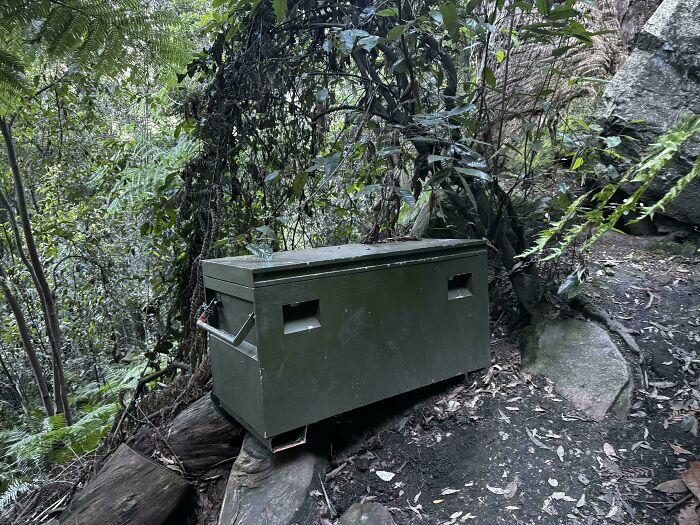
[200, 239, 489, 450]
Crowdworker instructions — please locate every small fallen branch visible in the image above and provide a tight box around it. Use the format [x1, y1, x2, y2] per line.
[571, 297, 646, 364]
[112, 362, 192, 438]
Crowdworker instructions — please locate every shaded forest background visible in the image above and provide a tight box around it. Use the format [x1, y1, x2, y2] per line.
[0, 0, 697, 510]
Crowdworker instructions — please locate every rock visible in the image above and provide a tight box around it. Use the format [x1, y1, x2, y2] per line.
[618, 0, 664, 49]
[338, 503, 396, 525]
[164, 394, 244, 474]
[60, 444, 191, 525]
[598, 0, 700, 227]
[521, 319, 632, 421]
[218, 433, 327, 525]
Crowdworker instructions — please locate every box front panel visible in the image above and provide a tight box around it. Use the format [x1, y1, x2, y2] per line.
[254, 253, 489, 436]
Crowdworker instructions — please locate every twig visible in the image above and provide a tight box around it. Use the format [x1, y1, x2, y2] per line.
[208, 456, 237, 470]
[644, 290, 655, 310]
[112, 362, 191, 436]
[318, 473, 337, 519]
[665, 493, 693, 512]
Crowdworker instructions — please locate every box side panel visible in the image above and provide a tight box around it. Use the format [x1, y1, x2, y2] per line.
[254, 254, 489, 436]
[204, 277, 266, 436]
[209, 336, 265, 434]
[203, 277, 257, 346]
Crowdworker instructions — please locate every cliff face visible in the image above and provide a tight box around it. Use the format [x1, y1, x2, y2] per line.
[599, 0, 700, 226]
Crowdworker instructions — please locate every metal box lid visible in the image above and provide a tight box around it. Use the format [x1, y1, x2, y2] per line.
[202, 238, 486, 287]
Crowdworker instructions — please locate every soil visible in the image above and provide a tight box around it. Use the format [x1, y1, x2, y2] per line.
[319, 232, 700, 524]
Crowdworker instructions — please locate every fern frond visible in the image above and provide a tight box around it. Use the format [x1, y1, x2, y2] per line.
[0, 0, 192, 113]
[0, 480, 35, 509]
[521, 113, 700, 259]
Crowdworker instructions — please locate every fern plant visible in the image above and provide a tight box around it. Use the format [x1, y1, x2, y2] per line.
[0, 480, 35, 509]
[522, 114, 700, 262]
[0, 360, 145, 509]
[0, 0, 190, 113]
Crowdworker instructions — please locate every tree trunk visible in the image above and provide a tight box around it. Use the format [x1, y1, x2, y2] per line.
[0, 117, 71, 424]
[0, 268, 54, 416]
[0, 346, 28, 414]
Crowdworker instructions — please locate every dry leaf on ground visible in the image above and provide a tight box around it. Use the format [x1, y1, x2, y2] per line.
[376, 471, 395, 482]
[677, 500, 700, 525]
[604, 443, 618, 460]
[654, 479, 689, 494]
[486, 480, 519, 499]
[671, 443, 694, 456]
[681, 462, 700, 500]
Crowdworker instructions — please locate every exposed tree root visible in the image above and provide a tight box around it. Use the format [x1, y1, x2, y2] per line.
[571, 296, 646, 364]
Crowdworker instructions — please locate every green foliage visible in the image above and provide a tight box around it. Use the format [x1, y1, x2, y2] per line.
[0, 359, 145, 508]
[0, 0, 191, 113]
[0, 480, 35, 509]
[522, 114, 700, 261]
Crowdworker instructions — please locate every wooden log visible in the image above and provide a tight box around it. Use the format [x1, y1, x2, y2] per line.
[164, 394, 243, 475]
[60, 444, 191, 525]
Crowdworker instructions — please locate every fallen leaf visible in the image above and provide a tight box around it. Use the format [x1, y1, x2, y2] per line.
[671, 443, 694, 456]
[526, 428, 554, 451]
[649, 381, 676, 389]
[376, 471, 395, 482]
[441, 488, 460, 495]
[578, 473, 590, 486]
[556, 445, 565, 462]
[548, 478, 558, 487]
[677, 501, 700, 525]
[654, 479, 689, 494]
[604, 442, 618, 460]
[432, 499, 443, 504]
[446, 400, 461, 412]
[406, 499, 422, 517]
[576, 493, 586, 508]
[486, 480, 519, 499]
[681, 461, 700, 500]
[551, 492, 576, 502]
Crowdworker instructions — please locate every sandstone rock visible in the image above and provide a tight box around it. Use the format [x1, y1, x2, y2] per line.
[338, 503, 396, 525]
[598, 0, 700, 227]
[218, 433, 327, 525]
[521, 318, 632, 421]
[618, 0, 664, 49]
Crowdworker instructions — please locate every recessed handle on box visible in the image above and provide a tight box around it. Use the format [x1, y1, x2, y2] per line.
[197, 312, 255, 346]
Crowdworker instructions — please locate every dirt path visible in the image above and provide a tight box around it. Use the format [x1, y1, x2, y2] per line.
[325, 233, 700, 524]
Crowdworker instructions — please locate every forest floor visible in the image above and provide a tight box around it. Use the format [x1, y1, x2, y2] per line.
[4, 232, 699, 525]
[322, 232, 700, 524]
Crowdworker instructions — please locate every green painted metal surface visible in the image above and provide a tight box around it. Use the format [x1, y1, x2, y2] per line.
[202, 239, 490, 449]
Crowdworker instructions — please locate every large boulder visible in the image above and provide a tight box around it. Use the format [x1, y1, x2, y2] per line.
[521, 318, 632, 422]
[218, 434, 327, 525]
[598, 0, 700, 227]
